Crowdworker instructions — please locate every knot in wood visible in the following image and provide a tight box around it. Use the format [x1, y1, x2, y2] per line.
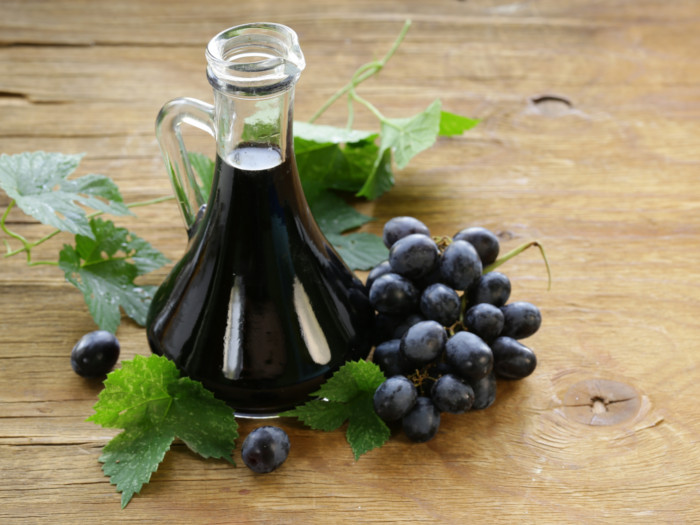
[530, 94, 573, 117]
[562, 379, 641, 426]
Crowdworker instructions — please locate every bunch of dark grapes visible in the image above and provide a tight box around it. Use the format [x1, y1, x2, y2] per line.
[368, 217, 541, 443]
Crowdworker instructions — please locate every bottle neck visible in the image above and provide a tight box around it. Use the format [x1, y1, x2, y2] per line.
[204, 23, 304, 167]
[212, 87, 295, 165]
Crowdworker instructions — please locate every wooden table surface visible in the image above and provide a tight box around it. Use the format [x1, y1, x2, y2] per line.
[2, 0, 699, 523]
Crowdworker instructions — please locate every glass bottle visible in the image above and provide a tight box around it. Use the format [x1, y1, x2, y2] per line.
[147, 23, 373, 416]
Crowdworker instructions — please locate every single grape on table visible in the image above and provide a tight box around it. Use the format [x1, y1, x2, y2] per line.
[367, 216, 543, 443]
[241, 426, 290, 474]
[70, 330, 120, 378]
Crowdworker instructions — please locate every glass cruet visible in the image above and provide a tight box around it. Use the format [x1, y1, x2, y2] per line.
[147, 23, 373, 416]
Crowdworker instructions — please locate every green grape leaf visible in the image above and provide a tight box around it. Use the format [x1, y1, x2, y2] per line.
[380, 99, 442, 169]
[100, 424, 174, 509]
[294, 121, 376, 144]
[326, 232, 388, 271]
[346, 395, 392, 460]
[166, 378, 240, 461]
[294, 122, 379, 193]
[309, 190, 373, 235]
[308, 190, 387, 270]
[311, 362, 365, 403]
[88, 355, 239, 508]
[58, 217, 169, 333]
[281, 360, 389, 460]
[0, 151, 130, 238]
[438, 111, 480, 136]
[354, 147, 394, 201]
[87, 351, 181, 429]
[279, 398, 349, 432]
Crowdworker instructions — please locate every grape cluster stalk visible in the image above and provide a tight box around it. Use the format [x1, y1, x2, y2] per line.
[368, 217, 542, 443]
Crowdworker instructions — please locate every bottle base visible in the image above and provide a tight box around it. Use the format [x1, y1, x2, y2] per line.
[233, 411, 282, 420]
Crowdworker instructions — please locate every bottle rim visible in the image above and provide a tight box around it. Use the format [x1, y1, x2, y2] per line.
[205, 23, 306, 95]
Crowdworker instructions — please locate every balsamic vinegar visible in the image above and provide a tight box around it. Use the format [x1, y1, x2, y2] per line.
[147, 145, 373, 414]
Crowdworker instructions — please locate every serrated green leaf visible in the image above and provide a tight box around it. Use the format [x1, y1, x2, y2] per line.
[346, 395, 391, 460]
[89, 355, 239, 508]
[167, 378, 237, 462]
[306, 189, 386, 271]
[294, 122, 379, 194]
[311, 362, 362, 402]
[438, 111, 480, 137]
[99, 425, 174, 509]
[342, 139, 382, 190]
[87, 354, 180, 429]
[283, 360, 387, 460]
[380, 99, 442, 169]
[280, 399, 349, 432]
[309, 190, 373, 235]
[0, 151, 130, 238]
[294, 122, 376, 144]
[355, 147, 394, 201]
[326, 232, 389, 271]
[126, 234, 170, 276]
[356, 101, 444, 201]
[345, 358, 389, 392]
[60, 249, 148, 333]
[58, 217, 168, 332]
[296, 137, 379, 193]
[296, 140, 353, 189]
[74, 217, 129, 263]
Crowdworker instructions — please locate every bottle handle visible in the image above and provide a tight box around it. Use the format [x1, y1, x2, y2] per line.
[155, 97, 216, 231]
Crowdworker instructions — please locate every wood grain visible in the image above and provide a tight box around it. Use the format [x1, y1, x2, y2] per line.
[1, 0, 699, 522]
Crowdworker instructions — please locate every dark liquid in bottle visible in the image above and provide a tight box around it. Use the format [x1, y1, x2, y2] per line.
[146, 145, 372, 414]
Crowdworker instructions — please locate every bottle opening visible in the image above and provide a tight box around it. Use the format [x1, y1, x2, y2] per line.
[227, 51, 278, 65]
[206, 23, 305, 95]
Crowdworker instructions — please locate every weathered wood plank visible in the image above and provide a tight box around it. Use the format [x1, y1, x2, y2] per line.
[1, 0, 699, 522]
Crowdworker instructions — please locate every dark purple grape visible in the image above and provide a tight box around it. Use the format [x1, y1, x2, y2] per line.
[373, 312, 404, 344]
[470, 371, 497, 410]
[468, 271, 511, 307]
[393, 313, 426, 339]
[453, 226, 500, 265]
[413, 264, 442, 290]
[444, 331, 493, 382]
[501, 301, 542, 339]
[389, 233, 440, 280]
[439, 240, 482, 292]
[373, 376, 418, 422]
[430, 374, 475, 414]
[464, 303, 504, 342]
[369, 273, 420, 315]
[420, 283, 461, 327]
[402, 396, 441, 443]
[372, 339, 411, 377]
[70, 330, 120, 377]
[400, 320, 447, 366]
[241, 426, 290, 473]
[383, 216, 431, 248]
[491, 337, 537, 379]
[365, 260, 393, 292]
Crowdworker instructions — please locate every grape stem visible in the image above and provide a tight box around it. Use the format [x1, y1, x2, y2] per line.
[308, 19, 412, 126]
[2, 195, 175, 261]
[483, 240, 552, 290]
[1, 200, 33, 262]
